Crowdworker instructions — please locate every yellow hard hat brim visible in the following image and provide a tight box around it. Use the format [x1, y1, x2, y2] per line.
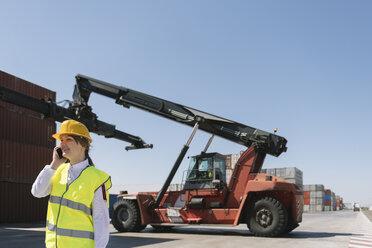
[52, 132, 93, 143]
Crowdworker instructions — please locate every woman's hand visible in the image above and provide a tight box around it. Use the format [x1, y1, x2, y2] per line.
[50, 146, 67, 170]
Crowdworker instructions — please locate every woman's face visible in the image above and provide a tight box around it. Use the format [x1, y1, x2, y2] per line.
[59, 134, 85, 160]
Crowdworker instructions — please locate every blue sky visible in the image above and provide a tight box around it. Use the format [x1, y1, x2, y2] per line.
[1, 1, 371, 206]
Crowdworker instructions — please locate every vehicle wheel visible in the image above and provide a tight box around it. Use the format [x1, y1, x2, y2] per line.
[246, 197, 288, 237]
[284, 222, 299, 234]
[112, 199, 145, 232]
[283, 215, 299, 234]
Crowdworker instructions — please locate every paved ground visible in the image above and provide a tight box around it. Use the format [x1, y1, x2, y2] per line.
[362, 210, 372, 222]
[1, 210, 371, 248]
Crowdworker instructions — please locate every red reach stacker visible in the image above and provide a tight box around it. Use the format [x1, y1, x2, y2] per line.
[72, 75, 303, 237]
[0, 74, 303, 237]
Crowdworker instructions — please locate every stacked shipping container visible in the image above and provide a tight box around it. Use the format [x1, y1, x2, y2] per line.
[225, 153, 241, 183]
[331, 192, 336, 211]
[168, 183, 184, 191]
[261, 167, 303, 189]
[259, 167, 345, 212]
[225, 153, 241, 169]
[0, 70, 56, 222]
[230, 153, 241, 169]
[306, 188, 344, 212]
[336, 195, 343, 210]
[324, 189, 332, 211]
[303, 184, 325, 212]
[225, 154, 232, 184]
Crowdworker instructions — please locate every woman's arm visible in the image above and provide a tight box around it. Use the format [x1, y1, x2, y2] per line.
[31, 165, 56, 198]
[93, 187, 110, 248]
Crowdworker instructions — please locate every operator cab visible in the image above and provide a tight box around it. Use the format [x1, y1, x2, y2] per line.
[183, 152, 227, 190]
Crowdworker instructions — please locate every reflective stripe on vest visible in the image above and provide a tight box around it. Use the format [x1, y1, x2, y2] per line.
[49, 195, 92, 216]
[47, 221, 94, 240]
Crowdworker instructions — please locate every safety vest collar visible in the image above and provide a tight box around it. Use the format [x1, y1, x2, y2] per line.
[47, 221, 94, 240]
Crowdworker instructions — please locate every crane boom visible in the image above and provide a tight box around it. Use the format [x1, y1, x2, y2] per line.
[0, 85, 152, 150]
[73, 74, 287, 157]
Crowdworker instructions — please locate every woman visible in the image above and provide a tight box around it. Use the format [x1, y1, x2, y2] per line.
[31, 120, 111, 248]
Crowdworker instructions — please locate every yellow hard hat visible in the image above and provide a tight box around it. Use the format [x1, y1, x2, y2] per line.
[52, 120, 92, 143]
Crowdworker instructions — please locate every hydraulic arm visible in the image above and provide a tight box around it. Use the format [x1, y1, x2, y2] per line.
[0, 85, 152, 150]
[73, 74, 287, 157]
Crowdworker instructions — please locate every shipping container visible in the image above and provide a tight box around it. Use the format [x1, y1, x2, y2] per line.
[310, 191, 325, 198]
[304, 191, 310, 199]
[266, 168, 276, 176]
[168, 184, 184, 191]
[310, 198, 324, 205]
[224, 153, 241, 169]
[303, 205, 310, 212]
[331, 192, 336, 211]
[305, 184, 324, 192]
[285, 178, 303, 188]
[275, 167, 303, 179]
[303, 184, 325, 212]
[0, 107, 55, 147]
[0, 182, 49, 222]
[309, 205, 323, 212]
[226, 168, 233, 184]
[231, 158, 238, 169]
[225, 154, 232, 168]
[261, 167, 303, 189]
[324, 206, 332, 211]
[339, 198, 344, 210]
[0, 70, 56, 223]
[315, 184, 324, 191]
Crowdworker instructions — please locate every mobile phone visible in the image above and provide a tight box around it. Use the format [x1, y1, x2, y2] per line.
[56, 148, 63, 159]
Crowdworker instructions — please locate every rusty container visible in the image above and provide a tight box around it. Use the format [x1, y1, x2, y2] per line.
[0, 70, 56, 223]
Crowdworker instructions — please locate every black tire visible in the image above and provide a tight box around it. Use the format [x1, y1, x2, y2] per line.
[284, 222, 299, 234]
[246, 197, 288, 237]
[112, 199, 145, 232]
[283, 215, 299, 234]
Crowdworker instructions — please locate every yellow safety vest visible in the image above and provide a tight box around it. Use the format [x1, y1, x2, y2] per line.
[46, 163, 112, 248]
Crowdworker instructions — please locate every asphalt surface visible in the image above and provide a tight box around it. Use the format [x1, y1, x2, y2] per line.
[363, 210, 372, 222]
[1, 210, 371, 248]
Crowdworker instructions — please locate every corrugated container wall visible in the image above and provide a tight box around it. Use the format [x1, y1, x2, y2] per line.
[324, 189, 332, 211]
[0, 70, 56, 223]
[302, 184, 325, 212]
[225, 152, 242, 169]
[226, 167, 233, 184]
[261, 167, 303, 189]
[225, 154, 232, 168]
